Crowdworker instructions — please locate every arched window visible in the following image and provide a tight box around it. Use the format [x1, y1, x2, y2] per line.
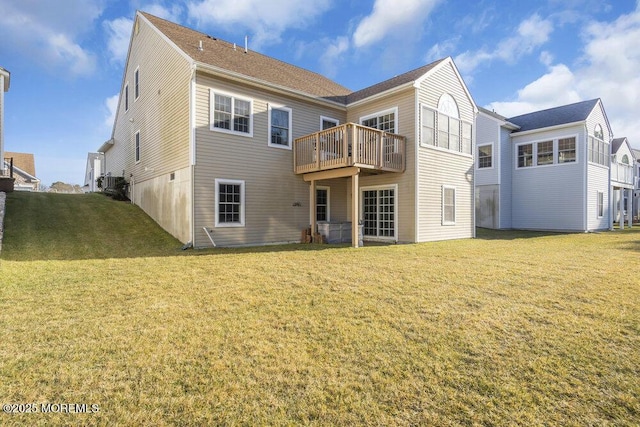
[594, 124, 603, 140]
[437, 93, 459, 118]
[622, 154, 629, 164]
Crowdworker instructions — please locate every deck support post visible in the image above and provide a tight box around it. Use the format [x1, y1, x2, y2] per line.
[628, 188, 633, 228]
[351, 171, 359, 248]
[310, 179, 317, 241]
[619, 188, 625, 230]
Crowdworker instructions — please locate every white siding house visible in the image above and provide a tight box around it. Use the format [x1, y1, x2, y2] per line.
[101, 11, 477, 247]
[610, 137, 636, 229]
[476, 99, 614, 232]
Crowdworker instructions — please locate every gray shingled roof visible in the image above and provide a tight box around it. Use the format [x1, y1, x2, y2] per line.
[141, 12, 351, 102]
[141, 12, 449, 106]
[508, 99, 600, 132]
[611, 137, 627, 154]
[346, 59, 446, 104]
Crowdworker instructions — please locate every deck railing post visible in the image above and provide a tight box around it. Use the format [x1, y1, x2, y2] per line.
[315, 133, 321, 171]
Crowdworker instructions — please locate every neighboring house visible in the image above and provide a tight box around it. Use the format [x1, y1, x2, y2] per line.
[0, 67, 9, 179]
[633, 148, 640, 221]
[84, 152, 104, 192]
[610, 137, 636, 228]
[476, 99, 613, 232]
[3, 151, 40, 192]
[100, 11, 477, 248]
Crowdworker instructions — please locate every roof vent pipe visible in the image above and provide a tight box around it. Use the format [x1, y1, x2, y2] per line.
[198, 40, 203, 51]
[233, 43, 236, 51]
[244, 35, 248, 53]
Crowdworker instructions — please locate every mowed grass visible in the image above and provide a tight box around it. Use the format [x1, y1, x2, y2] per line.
[0, 192, 639, 426]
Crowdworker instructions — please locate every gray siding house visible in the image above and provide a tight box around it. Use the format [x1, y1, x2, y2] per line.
[476, 99, 616, 232]
[100, 11, 477, 247]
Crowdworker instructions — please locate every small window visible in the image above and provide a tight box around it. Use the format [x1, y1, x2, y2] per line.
[210, 90, 253, 136]
[134, 131, 140, 163]
[518, 144, 533, 168]
[124, 83, 129, 112]
[169, 172, 175, 181]
[597, 191, 604, 218]
[316, 186, 330, 221]
[134, 67, 140, 100]
[621, 154, 630, 165]
[477, 144, 492, 168]
[321, 116, 339, 130]
[360, 108, 397, 134]
[537, 140, 554, 165]
[559, 137, 576, 163]
[442, 186, 456, 225]
[269, 104, 292, 148]
[215, 179, 245, 227]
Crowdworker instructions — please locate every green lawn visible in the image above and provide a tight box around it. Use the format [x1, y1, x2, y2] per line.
[0, 192, 639, 426]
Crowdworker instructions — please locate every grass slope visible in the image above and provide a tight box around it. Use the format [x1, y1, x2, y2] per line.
[0, 192, 639, 426]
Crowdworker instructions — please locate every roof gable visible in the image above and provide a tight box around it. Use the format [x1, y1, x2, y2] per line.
[4, 151, 36, 177]
[508, 99, 600, 132]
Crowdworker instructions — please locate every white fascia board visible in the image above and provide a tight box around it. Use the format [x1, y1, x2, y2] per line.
[510, 121, 584, 137]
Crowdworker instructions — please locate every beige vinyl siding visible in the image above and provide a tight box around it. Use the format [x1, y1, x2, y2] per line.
[106, 14, 193, 242]
[346, 87, 416, 242]
[416, 61, 475, 241]
[317, 178, 349, 222]
[193, 73, 347, 247]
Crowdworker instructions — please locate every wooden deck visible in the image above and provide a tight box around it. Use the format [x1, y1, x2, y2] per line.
[294, 123, 405, 175]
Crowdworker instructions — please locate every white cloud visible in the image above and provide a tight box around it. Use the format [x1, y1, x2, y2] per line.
[425, 37, 460, 62]
[0, 0, 102, 76]
[186, 0, 332, 48]
[318, 37, 351, 78]
[141, 3, 183, 22]
[353, 0, 442, 48]
[104, 94, 120, 129]
[104, 17, 134, 65]
[455, 14, 554, 75]
[487, 63, 581, 117]
[487, 5, 640, 146]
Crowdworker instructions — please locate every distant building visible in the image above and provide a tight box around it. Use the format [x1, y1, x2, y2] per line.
[4, 151, 40, 192]
[84, 152, 104, 192]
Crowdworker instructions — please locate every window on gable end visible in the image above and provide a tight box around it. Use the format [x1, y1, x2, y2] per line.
[269, 104, 292, 149]
[210, 90, 253, 136]
[124, 82, 129, 112]
[134, 67, 140, 100]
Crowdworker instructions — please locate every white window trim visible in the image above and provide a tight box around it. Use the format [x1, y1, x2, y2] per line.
[597, 191, 604, 218]
[515, 134, 579, 169]
[442, 185, 456, 226]
[419, 104, 473, 158]
[268, 103, 293, 149]
[359, 107, 399, 134]
[209, 89, 254, 137]
[134, 67, 140, 101]
[134, 130, 141, 164]
[316, 185, 330, 222]
[476, 142, 494, 170]
[360, 184, 398, 241]
[320, 116, 339, 130]
[215, 178, 245, 228]
[124, 82, 129, 112]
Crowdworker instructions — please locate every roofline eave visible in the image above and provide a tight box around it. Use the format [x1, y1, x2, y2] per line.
[510, 120, 585, 137]
[194, 61, 348, 110]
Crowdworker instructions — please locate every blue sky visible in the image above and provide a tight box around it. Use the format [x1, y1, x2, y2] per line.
[1, 0, 639, 186]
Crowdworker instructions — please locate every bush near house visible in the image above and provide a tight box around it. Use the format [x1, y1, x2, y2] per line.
[0, 192, 638, 426]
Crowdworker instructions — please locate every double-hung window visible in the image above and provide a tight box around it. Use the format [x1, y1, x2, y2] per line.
[442, 186, 456, 225]
[420, 96, 472, 155]
[134, 131, 140, 163]
[215, 179, 245, 227]
[269, 104, 292, 148]
[558, 137, 576, 163]
[134, 67, 140, 100]
[316, 187, 329, 222]
[518, 144, 533, 168]
[477, 144, 492, 168]
[210, 90, 253, 136]
[597, 191, 604, 218]
[537, 141, 554, 165]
